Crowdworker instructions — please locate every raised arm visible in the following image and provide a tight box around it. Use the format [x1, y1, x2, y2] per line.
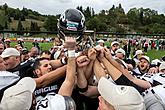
[58, 37, 76, 96]
[34, 65, 66, 88]
[84, 48, 97, 79]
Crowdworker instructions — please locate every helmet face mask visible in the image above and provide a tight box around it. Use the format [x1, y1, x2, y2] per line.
[57, 9, 86, 43]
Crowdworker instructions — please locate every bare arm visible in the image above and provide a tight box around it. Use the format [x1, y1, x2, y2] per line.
[58, 57, 76, 96]
[49, 59, 65, 70]
[93, 58, 107, 80]
[132, 77, 151, 89]
[85, 48, 97, 79]
[100, 57, 122, 81]
[34, 65, 66, 88]
[77, 66, 88, 90]
[104, 48, 151, 89]
[58, 37, 76, 96]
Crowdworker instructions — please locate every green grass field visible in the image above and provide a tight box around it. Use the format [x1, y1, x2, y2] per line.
[10, 41, 165, 61]
[10, 42, 53, 51]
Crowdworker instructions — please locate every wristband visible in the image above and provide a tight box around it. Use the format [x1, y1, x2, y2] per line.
[77, 85, 88, 93]
[68, 50, 75, 58]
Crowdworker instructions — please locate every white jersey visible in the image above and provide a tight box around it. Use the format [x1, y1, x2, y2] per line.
[139, 73, 155, 84]
[36, 93, 66, 110]
[153, 73, 165, 85]
[139, 73, 165, 86]
[151, 85, 165, 104]
[0, 71, 20, 90]
[132, 67, 143, 77]
[36, 93, 76, 110]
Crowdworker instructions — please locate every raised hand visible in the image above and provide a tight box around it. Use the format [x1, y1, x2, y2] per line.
[64, 37, 76, 50]
[76, 55, 90, 67]
[104, 47, 112, 60]
[88, 48, 97, 60]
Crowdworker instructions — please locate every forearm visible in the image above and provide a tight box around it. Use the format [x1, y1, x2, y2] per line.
[107, 56, 125, 74]
[100, 57, 122, 81]
[49, 59, 64, 69]
[35, 65, 66, 88]
[66, 58, 76, 83]
[77, 68, 88, 89]
[85, 60, 95, 79]
[131, 78, 151, 89]
[93, 58, 106, 80]
[58, 57, 76, 96]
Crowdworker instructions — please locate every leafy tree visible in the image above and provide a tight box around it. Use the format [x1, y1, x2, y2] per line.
[8, 8, 15, 17]
[30, 21, 40, 31]
[8, 16, 12, 22]
[84, 6, 92, 21]
[4, 21, 8, 29]
[22, 7, 28, 16]
[139, 9, 144, 25]
[0, 24, 4, 30]
[77, 6, 83, 13]
[87, 16, 107, 31]
[17, 19, 24, 31]
[13, 8, 21, 20]
[127, 8, 141, 26]
[44, 15, 58, 31]
[3, 3, 8, 15]
[20, 13, 25, 21]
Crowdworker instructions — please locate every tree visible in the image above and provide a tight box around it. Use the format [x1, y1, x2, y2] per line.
[44, 15, 58, 31]
[77, 6, 83, 13]
[127, 8, 140, 25]
[86, 16, 107, 31]
[22, 7, 28, 16]
[17, 19, 24, 34]
[4, 21, 8, 29]
[139, 8, 144, 25]
[30, 21, 40, 31]
[3, 3, 8, 15]
[84, 6, 92, 21]
[14, 8, 21, 20]
[20, 13, 25, 21]
[0, 24, 4, 30]
[8, 16, 12, 22]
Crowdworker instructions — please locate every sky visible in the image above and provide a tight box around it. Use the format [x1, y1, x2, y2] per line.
[0, 0, 165, 15]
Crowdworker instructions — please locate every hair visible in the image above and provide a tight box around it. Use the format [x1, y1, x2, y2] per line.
[115, 58, 127, 69]
[33, 58, 49, 70]
[40, 50, 51, 55]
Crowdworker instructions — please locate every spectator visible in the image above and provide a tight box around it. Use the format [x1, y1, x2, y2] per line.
[20, 48, 29, 62]
[97, 39, 105, 47]
[15, 44, 23, 52]
[115, 48, 126, 60]
[32, 40, 40, 49]
[1, 48, 34, 78]
[143, 41, 149, 52]
[29, 47, 39, 60]
[110, 41, 120, 56]
[123, 40, 131, 58]
[4, 38, 11, 48]
[0, 43, 4, 55]
[40, 50, 51, 60]
[133, 50, 144, 66]
[17, 38, 24, 48]
[132, 55, 150, 76]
